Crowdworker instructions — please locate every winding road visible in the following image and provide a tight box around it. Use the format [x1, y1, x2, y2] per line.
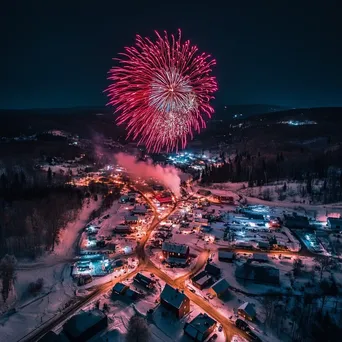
[18, 186, 249, 342]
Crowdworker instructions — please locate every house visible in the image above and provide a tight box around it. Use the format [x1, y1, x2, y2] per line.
[155, 194, 173, 205]
[184, 313, 217, 341]
[284, 214, 310, 229]
[235, 262, 280, 285]
[134, 272, 155, 289]
[191, 271, 213, 290]
[62, 309, 108, 342]
[112, 282, 128, 295]
[160, 284, 190, 318]
[205, 263, 221, 277]
[132, 205, 147, 215]
[162, 242, 190, 261]
[238, 302, 256, 321]
[209, 278, 229, 298]
[258, 241, 270, 250]
[113, 225, 133, 234]
[124, 215, 139, 224]
[218, 251, 235, 262]
[251, 253, 268, 262]
[327, 217, 342, 230]
[124, 288, 140, 300]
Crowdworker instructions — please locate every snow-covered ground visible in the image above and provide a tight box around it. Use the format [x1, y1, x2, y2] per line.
[0, 198, 103, 341]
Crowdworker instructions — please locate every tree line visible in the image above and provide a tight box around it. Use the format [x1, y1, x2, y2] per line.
[201, 150, 342, 203]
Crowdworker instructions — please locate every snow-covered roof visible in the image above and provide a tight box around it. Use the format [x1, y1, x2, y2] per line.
[238, 302, 256, 318]
[162, 241, 189, 254]
[184, 313, 216, 339]
[161, 284, 188, 309]
[218, 251, 234, 259]
[252, 253, 268, 261]
[63, 309, 107, 339]
[205, 263, 221, 276]
[210, 278, 229, 294]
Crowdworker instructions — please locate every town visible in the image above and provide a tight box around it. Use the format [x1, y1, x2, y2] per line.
[1, 144, 342, 342]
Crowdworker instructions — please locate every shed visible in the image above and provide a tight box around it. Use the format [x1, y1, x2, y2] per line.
[238, 302, 256, 321]
[209, 278, 229, 298]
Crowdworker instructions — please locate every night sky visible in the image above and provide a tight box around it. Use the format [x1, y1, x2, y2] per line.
[1, 0, 341, 110]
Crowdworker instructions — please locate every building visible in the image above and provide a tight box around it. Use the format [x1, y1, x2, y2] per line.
[191, 271, 213, 290]
[124, 215, 139, 224]
[184, 313, 217, 341]
[238, 302, 256, 321]
[213, 194, 234, 204]
[218, 251, 235, 262]
[209, 278, 229, 298]
[132, 205, 147, 215]
[63, 309, 108, 342]
[327, 217, 342, 230]
[235, 262, 280, 285]
[251, 253, 268, 262]
[112, 282, 128, 295]
[197, 189, 212, 196]
[284, 214, 310, 229]
[160, 284, 190, 318]
[113, 225, 133, 234]
[258, 241, 270, 250]
[162, 242, 190, 262]
[205, 263, 221, 277]
[134, 272, 155, 289]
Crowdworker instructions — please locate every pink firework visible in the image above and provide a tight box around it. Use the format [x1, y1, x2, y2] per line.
[106, 29, 218, 153]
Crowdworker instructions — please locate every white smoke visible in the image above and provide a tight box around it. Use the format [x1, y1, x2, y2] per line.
[114, 153, 181, 197]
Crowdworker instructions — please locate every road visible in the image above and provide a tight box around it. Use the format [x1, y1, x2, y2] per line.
[19, 186, 249, 342]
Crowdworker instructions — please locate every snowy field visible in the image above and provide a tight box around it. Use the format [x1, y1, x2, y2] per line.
[0, 198, 102, 341]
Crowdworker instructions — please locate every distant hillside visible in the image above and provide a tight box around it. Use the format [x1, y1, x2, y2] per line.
[213, 104, 289, 121]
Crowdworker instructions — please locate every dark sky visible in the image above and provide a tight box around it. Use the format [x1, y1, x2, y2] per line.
[1, 0, 341, 109]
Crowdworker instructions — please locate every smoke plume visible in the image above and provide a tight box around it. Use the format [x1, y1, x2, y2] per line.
[114, 153, 181, 197]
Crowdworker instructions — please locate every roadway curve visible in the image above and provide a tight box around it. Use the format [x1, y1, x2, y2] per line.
[19, 186, 248, 342]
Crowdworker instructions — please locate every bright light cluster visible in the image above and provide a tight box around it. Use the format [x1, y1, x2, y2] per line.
[106, 29, 218, 153]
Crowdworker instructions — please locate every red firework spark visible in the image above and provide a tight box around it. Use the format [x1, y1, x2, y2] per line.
[106, 29, 218, 153]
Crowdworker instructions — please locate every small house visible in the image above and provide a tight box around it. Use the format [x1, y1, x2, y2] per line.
[209, 278, 229, 298]
[132, 205, 147, 215]
[113, 225, 133, 234]
[162, 242, 190, 261]
[160, 284, 190, 318]
[112, 282, 128, 295]
[124, 215, 139, 224]
[134, 273, 155, 289]
[218, 251, 235, 262]
[327, 217, 342, 231]
[251, 253, 268, 262]
[205, 263, 221, 277]
[238, 302, 256, 321]
[63, 309, 108, 342]
[184, 313, 217, 341]
[191, 271, 213, 290]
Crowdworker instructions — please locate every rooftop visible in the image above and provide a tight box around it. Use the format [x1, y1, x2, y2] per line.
[218, 251, 234, 258]
[210, 278, 229, 294]
[63, 309, 107, 339]
[161, 284, 188, 309]
[238, 302, 256, 317]
[162, 241, 189, 254]
[185, 313, 217, 340]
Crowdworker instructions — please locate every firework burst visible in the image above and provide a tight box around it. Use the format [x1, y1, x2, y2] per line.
[106, 29, 218, 152]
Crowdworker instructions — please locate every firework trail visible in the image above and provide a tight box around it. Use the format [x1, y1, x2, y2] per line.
[106, 29, 218, 152]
